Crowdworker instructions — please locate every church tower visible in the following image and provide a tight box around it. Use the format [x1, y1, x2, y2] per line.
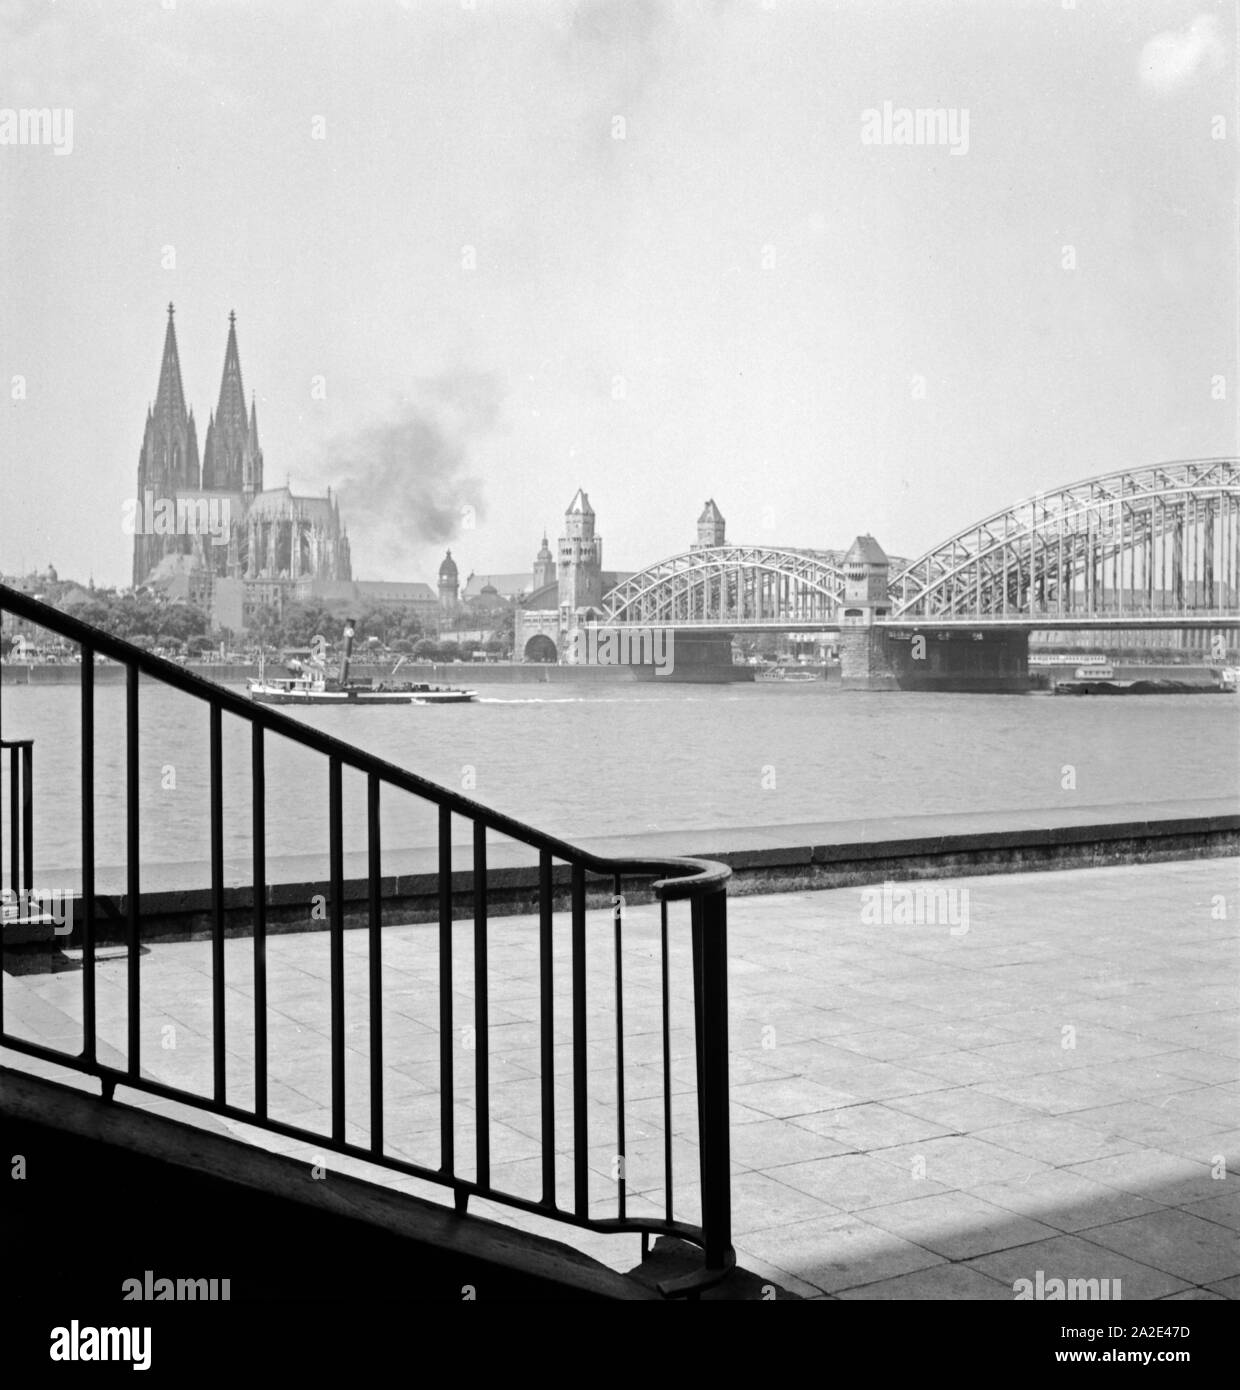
[532, 534, 555, 591]
[558, 489, 603, 613]
[133, 303, 201, 586]
[438, 551, 459, 614]
[202, 311, 263, 497]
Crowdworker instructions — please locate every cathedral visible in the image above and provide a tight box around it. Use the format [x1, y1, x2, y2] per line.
[131, 305, 352, 595]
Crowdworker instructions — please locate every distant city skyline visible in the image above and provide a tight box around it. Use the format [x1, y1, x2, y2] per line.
[1, 0, 1234, 589]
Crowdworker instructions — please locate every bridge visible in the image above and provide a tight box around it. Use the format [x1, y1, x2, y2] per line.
[597, 459, 1240, 635]
[602, 545, 851, 631]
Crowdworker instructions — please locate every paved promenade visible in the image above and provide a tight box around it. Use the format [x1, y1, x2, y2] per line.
[4, 858, 1238, 1298]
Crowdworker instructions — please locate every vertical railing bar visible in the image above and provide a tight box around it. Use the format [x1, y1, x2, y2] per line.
[473, 820, 490, 1190]
[251, 721, 267, 1120]
[438, 805, 454, 1176]
[571, 862, 587, 1218]
[21, 742, 33, 895]
[81, 649, 96, 1064]
[613, 872, 626, 1221]
[368, 773, 383, 1156]
[0, 746, 7, 1033]
[538, 849, 555, 1208]
[7, 741, 17, 897]
[690, 899, 708, 1242]
[660, 897, 672, 1224]
[329, 756, 345, 1144]
[694, 888, 732, 1273]
[126, 662, 140, 1079]
[209, 703, 226, 1105]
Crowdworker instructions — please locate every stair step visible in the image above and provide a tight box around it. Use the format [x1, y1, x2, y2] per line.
[2, 912, 69, 945]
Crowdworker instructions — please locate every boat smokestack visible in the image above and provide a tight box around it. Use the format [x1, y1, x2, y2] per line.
[339, 619, 356, 685]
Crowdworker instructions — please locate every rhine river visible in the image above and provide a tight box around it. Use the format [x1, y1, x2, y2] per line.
[1, 681, 1237, 878]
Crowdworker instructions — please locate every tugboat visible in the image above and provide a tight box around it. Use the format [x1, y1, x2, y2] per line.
[248, 621, 477, 706]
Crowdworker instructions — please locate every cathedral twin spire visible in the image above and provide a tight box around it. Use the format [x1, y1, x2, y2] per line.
[153, 302, 188, 428]
[201, 309, 263, 494]
[139, 302, 200, 497]
[145, 303, 263, 495]
[134, 304, 349, 592]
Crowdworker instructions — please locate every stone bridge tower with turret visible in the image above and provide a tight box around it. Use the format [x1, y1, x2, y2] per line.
[558, 489, 603, 616]
[693, 499, 726, 549]
[839, 534, 898, 689]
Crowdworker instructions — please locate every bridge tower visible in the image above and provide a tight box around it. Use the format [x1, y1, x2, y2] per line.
[693, 499, 726, 550]
[839, 534, 898, 690]
[558, 490, 603, 615]
[841, 534, 891, 621]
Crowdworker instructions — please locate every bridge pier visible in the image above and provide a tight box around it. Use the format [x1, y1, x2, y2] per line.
[841, 627, 1035, 693]
[628, 629, 753, 683]
[839, 627, 900, 691]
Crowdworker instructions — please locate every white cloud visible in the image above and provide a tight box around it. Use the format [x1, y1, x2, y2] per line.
[1138, 13, 1226, 94]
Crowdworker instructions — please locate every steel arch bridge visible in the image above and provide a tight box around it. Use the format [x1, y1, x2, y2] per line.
[889, 458, 1240, 626]
[601, 546, 848, 627]
[597, 459, 1240, 632]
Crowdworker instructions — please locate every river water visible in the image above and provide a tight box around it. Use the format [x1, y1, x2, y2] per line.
[2, 680, 1237, 878]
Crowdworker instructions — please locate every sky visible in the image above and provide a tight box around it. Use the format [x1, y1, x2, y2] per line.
[0, 0, 1235, 588]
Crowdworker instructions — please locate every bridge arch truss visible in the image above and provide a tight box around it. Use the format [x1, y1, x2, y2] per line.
[602, 546, 847, 627]
[890, 458, 1240, 623]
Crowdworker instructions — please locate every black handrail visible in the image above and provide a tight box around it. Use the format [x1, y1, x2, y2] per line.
[0, 583, 733, 1295]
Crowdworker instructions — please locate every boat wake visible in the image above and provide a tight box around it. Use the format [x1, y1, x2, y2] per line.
[476, 694, 725, 705]
[477, 696, 632, 704]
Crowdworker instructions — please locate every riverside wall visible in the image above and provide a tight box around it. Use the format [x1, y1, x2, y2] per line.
[34, 801, 1239, 947]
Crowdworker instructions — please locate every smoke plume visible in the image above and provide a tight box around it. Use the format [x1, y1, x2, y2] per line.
[329, 371, 500, 575]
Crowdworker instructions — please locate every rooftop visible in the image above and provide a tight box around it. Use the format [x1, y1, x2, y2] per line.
[845, 534, 889, 566]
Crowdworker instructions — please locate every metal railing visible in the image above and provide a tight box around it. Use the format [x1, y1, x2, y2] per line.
[1, 739, 33, 902]
[0, 584, 733, 1295]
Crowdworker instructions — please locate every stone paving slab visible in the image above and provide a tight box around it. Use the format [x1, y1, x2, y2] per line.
[3, 856, 1237, 1299]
